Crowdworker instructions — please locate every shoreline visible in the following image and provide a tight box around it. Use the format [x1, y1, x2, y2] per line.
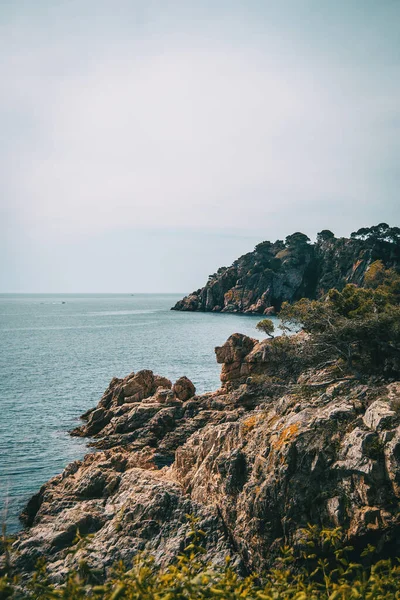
[7, 331, 400, 582]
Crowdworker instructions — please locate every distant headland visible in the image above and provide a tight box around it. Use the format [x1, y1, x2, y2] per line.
[172, 223, 400, 314]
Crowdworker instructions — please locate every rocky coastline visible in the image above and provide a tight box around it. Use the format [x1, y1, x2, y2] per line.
[172, 226, 400, 314]
[6, 331, 400, 583]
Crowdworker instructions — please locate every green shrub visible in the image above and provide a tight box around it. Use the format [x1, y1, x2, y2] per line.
[279, 283, 400, 376]
[2, 522, 400, 599]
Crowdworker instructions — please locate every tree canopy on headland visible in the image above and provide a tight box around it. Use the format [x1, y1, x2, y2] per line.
[173, 224, 400, 314]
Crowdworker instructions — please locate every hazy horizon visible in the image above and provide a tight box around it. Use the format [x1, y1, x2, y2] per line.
[1, 1, 399, 293]
[0, 291, 187, 295]
[0, 223, 397, 294]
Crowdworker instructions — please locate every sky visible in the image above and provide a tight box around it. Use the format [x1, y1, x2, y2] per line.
[1, 0, 399, 293]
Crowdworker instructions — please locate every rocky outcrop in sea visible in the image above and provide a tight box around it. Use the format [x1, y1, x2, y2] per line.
[7, 331, 400, 583]
[172, 225, 400, 314]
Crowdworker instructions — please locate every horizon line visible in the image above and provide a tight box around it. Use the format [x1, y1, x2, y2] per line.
[0, 291, 188, 295]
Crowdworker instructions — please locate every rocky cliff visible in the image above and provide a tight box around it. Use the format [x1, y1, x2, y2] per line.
[172, 225, 400, 314]
[8, 332, 400, 583]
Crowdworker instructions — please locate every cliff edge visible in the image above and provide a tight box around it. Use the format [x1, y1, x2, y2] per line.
[172, 224, 400, 314]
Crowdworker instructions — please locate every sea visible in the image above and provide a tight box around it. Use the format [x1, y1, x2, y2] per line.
[0, 293, 279, 533]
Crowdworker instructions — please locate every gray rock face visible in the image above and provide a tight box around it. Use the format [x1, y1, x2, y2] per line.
[16, 453, 237, 582]
[9, 334, 400, 581]
[363, 400, 399, 431]
[172, 230, 400, 313]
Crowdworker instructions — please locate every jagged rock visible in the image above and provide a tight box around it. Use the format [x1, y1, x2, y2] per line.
[363, 399, 399, 431]
[172, 376, 196, 401]
[71, 371, 172, 437]
[9, 333, 400, 582]
[154, 375, 173, 389]
[155, 387, 175, 404]
[15, 451, 238, 581]
[215, 333, 257, 383]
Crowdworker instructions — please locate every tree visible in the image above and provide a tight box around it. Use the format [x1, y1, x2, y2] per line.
[285, 232, 311, 248]
[350, 223, 400, 245]
[255, 240, 272, 253]
[317, 230, 335, 243]
[279, 284, 400, 376]
[256, 319, 275, 338]
[350, 227, 370, 240]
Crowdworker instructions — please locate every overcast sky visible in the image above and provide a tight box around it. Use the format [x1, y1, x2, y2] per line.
[1, 0, 399, 292]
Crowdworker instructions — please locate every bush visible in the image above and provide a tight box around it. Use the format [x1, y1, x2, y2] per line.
[279, 282, 400, 377]
[2, 523, 400, 598]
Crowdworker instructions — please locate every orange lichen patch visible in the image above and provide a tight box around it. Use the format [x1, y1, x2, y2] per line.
[272, 423, 300, 451]
[242, 415, 258, 435]
[224, 289, 244, 304]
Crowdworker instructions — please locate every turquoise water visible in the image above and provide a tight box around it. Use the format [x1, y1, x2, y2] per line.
[0, 294, 277, 533]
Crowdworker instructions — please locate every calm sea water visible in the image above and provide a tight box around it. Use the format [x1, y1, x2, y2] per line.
[0, 294, 278, 533]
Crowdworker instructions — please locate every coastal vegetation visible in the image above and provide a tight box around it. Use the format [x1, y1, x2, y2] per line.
[252, 262, 400, 381]
[2, 521, 400, 598]
[277, 262, 400, 377]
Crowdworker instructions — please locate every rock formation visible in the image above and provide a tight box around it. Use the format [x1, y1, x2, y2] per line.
[8, 332, 400, 582]
[172, 225, 400, 313]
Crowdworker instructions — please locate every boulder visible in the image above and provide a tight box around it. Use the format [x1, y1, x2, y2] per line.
[154, 375, 172, 389]
[173, 376, 196, 401]
[122, 370, 154, 400]
[155, 387, 175, 404]
[363, 400, 399, 431]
